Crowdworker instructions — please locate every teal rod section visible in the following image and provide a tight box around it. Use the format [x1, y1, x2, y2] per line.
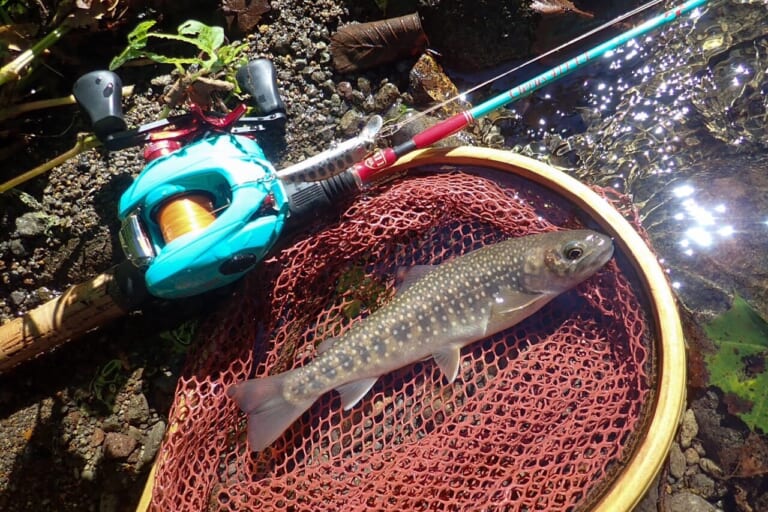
[468, 0, 708, 120]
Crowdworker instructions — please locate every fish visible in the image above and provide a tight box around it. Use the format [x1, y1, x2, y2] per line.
[227, 229, 614, 451]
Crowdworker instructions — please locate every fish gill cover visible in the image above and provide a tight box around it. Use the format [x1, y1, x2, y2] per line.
[149, 171, 652, 511]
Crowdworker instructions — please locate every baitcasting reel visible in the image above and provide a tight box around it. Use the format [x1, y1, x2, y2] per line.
[74, 59, 373, 299]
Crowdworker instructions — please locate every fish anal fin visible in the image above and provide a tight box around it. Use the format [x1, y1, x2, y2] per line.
[396, 265, 435, 294]
[433, 346, 462, 383]
[227, 374, 315, 452]
[335, 377, 378, 410]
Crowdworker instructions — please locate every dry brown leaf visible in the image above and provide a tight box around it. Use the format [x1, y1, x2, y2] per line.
[222, 0, 271, 35]
[330, 13, 428, 74]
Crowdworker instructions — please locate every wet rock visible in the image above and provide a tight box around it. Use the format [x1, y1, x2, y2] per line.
[668, 442, 686, 480]
[140, 420, 167, 468]
[15, 212, 51, 237]
[691, 392, 745, 473]
[666, 491, 718, 512]
[124, 393, 150, 425]
[688, 472, 716, 499]
[103, 432, 138, 460]
[679, 409, 699, 449]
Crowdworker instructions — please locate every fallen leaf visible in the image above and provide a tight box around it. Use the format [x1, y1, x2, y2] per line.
[330, 13, 428, 74]
[704, 294, 768, 433]
[222, 0, 271, 35]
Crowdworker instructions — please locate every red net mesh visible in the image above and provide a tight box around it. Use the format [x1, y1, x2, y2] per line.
[150, 170, 652, 511]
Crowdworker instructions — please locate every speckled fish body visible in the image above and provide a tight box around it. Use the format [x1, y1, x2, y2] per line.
[277, 115, 382, 183]
[228, 229, 614, 451]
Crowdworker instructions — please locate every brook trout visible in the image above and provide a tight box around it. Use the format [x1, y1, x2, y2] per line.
[228, 229, 614, 451]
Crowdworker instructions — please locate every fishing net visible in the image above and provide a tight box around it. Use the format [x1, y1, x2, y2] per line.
[149, 168, 653, 511]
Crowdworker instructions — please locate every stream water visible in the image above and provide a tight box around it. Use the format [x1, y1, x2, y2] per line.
[475, 0, 768, 322]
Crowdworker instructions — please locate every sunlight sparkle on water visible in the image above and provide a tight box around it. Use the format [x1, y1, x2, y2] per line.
[671, 184, 739, 254]
[673, 184, 694, 198]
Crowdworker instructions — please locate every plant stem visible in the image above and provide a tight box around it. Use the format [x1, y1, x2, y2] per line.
[0, 24, 71, 86]
[0, 134, 101, 194]
[0, 85, 135, 122]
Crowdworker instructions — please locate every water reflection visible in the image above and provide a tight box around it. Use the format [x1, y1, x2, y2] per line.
[496, 0, 768, 318]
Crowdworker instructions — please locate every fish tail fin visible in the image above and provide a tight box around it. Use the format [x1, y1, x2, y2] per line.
[227, 372, 315, 452]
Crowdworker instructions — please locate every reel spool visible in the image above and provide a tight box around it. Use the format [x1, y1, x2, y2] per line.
[155, 193, 217, 243]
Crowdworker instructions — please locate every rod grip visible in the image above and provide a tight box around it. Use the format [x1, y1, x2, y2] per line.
[0, 261, 145, 373]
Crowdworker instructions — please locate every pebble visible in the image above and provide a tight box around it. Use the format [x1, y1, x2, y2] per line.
[669, 442, 686, 479]
[124, 393, 150, 425]
[103, 432, 138, 459]
[679, 409, 698, 449]
[699, 457, 723, 477]
[688, 472, 716, 499]
[684, 447, 700, 465]
[15, 212, 50, 237]
[91, 427, 105, 447]
[140, 420, 167, 467]
[667, 491, 719, 512]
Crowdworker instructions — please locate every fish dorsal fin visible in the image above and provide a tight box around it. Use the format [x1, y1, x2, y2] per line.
[396, 265, 435, 294]
[335, 377, 378, 410]
[433, 346, 462, 383]
[316, 336, 340, 354]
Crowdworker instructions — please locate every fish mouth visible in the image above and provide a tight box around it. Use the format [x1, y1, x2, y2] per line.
[587, 232, 615, 268]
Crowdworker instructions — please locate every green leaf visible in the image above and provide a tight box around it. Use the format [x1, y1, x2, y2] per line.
[109, 20, 157, 70]
[177, 20, 225, 54]
[704, 294, 768, 433]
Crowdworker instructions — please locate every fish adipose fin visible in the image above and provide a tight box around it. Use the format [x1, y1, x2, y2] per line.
[335, 377, 378, 410]
[433, 346, 462, 383]
[227, 373, 315, 452]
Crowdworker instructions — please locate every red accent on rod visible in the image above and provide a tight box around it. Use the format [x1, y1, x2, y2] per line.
[353, 147, 399, 184]
[411, 112, 472, 148]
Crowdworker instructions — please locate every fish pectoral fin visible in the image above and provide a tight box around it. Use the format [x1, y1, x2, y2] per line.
[487, 288, 550, 334]
[396, 265, 435, 294]
[335, 377, 378, 410]
[316, 336, 340, 354]
[433, 346, 462, 384]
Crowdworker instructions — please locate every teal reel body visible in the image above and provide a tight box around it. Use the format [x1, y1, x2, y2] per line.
[117, 134, 289, 299]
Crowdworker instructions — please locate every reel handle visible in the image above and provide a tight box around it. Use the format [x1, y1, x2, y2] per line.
[73, 70, 127, 139]
[236, 59, 286, 116]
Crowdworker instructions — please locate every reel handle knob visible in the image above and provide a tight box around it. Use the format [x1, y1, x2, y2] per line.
[73, 70, 127, 140]
[236, 59, 286, 116]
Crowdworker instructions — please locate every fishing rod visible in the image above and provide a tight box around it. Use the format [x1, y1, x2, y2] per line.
[382, 0, 669, 139]
[341, 0, 708, 184]
[0, 0, 708, 372]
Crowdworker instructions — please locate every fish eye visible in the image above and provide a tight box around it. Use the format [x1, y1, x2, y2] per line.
[563, 242, 584, 261]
